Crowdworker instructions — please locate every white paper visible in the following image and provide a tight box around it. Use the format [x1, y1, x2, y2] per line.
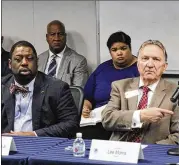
[10, 138, 17, 151]
[141, 145, 148, 149]
[2, 136, 17, 156]
[125, 90, 139, 98]
[139, 145, 144, 159]
[80, 104, 106, 127]
[89, 139, 144, 164]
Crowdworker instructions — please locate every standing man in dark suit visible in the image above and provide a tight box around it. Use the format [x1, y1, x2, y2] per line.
[38, 20, 88, 87]
[1, 36, 11, 77]
[2, 40, 79, 137]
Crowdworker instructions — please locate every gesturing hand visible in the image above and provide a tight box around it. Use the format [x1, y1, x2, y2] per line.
[140, 107, 174, 123]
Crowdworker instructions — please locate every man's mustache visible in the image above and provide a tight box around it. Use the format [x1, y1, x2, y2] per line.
[19, 68, 32, 74]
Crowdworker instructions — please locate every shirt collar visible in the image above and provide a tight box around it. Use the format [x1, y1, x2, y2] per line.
[49, 45, 66, 58]
[14, 77, 36, 92]
[139, 78, 160, 92]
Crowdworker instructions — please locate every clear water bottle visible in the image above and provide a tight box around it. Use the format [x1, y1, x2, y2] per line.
[73, 132, 85, 157]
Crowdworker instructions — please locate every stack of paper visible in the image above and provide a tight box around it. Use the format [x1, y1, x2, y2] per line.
[80, 104, 107, 127]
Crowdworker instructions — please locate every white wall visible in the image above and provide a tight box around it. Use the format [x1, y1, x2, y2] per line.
[2, 1, 34, 47]
[2, 1, 98, 73]
[98, 1, 179, 74]
[2, 1, 179, 75]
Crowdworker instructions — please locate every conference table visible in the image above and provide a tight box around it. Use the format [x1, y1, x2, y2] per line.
[2, 136, 179, 165]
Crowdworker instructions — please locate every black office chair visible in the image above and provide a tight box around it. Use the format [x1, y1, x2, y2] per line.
[69, 86, 84, 117]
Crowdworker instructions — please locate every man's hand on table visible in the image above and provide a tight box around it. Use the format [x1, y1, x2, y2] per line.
[2, 130, 36, 136]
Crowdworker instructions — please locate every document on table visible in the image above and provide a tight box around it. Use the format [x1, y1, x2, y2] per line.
[80, 104, 107, 127]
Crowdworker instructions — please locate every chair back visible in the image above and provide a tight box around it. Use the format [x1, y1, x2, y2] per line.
[69, 86, 84, 117]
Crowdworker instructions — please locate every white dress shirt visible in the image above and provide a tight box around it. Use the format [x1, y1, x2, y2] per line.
[45, 46, 66, 78]
[131, 78, 160, 128]
[14, 78, 36, 132]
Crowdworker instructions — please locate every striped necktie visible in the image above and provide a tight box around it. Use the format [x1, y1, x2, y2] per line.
[48, 55, 57, 77]
[127, 86, 150, 142]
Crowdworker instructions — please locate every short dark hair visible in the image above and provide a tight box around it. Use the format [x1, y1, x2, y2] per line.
[107, 31, 131, 50]
[138, 40, 168, 62]
[10, 40, 37, 59]
[47, 20, 66, 33]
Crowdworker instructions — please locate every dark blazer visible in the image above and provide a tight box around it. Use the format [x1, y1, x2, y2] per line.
[1, 48, 11, 77]
[38, 46, 88, 88]
[1, 71, 79, 138]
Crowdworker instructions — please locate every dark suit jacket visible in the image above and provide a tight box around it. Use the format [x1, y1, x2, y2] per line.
[38, 46, 88, 87]
[102, 77, 179, 144]
[1, 48, 11, 77]
[1, 71, 79, 138]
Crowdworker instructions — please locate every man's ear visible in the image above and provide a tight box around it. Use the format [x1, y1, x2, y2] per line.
[8, 59, 12, 69]
[37, 57, 39, 67]
[46, 34, 48, 42]
[163, 62, 168, 72]
[1, 36, 4, 43]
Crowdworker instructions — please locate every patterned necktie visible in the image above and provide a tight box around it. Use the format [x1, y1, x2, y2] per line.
[138, 86, 150, 109]
[128, 86, 150, 142]
[9, 83, 29, 97]
[48, 55, 57, 77]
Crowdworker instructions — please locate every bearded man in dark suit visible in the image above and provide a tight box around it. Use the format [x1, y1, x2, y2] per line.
[2, 40, 79, 137]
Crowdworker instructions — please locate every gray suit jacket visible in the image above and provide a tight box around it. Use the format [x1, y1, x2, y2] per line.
[38, 46, 88, 87]
[102, 77, 179, 144]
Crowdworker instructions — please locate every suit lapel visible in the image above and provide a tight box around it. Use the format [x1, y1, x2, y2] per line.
[127, 78, 166, 110]
[142, 79, 167, 142]
[149, 79, 166, 108]
[32, 72, 48, 130]
[3, 77, 15, 131]
[57, 46, 72, 79]
[127, 78, 140, 110]
[6, 95, 15, 131]
[38, 51, 49, 72]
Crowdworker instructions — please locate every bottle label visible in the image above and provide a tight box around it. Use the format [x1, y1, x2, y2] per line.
[73, 144, 84, 153]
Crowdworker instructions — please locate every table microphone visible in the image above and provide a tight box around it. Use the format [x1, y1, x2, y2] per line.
[167, 148, 179, 156]
[170, 87, 179, 103]
[167, 81, 179, 156]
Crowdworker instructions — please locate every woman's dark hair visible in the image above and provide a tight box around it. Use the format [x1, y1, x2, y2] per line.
[10, 40, 37, 59]
[107, 31, 131, 50]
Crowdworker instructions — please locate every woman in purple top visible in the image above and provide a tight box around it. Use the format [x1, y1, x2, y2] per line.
[79, 31, 139, 140]
[83, 31, 139, 117]
[83, 60, 139, 109]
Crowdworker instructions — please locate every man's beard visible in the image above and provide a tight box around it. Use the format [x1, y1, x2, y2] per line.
[14, 70, 36, 85]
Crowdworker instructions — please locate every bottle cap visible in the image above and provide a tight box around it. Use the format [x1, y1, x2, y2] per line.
[76, 132, 82, 138]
